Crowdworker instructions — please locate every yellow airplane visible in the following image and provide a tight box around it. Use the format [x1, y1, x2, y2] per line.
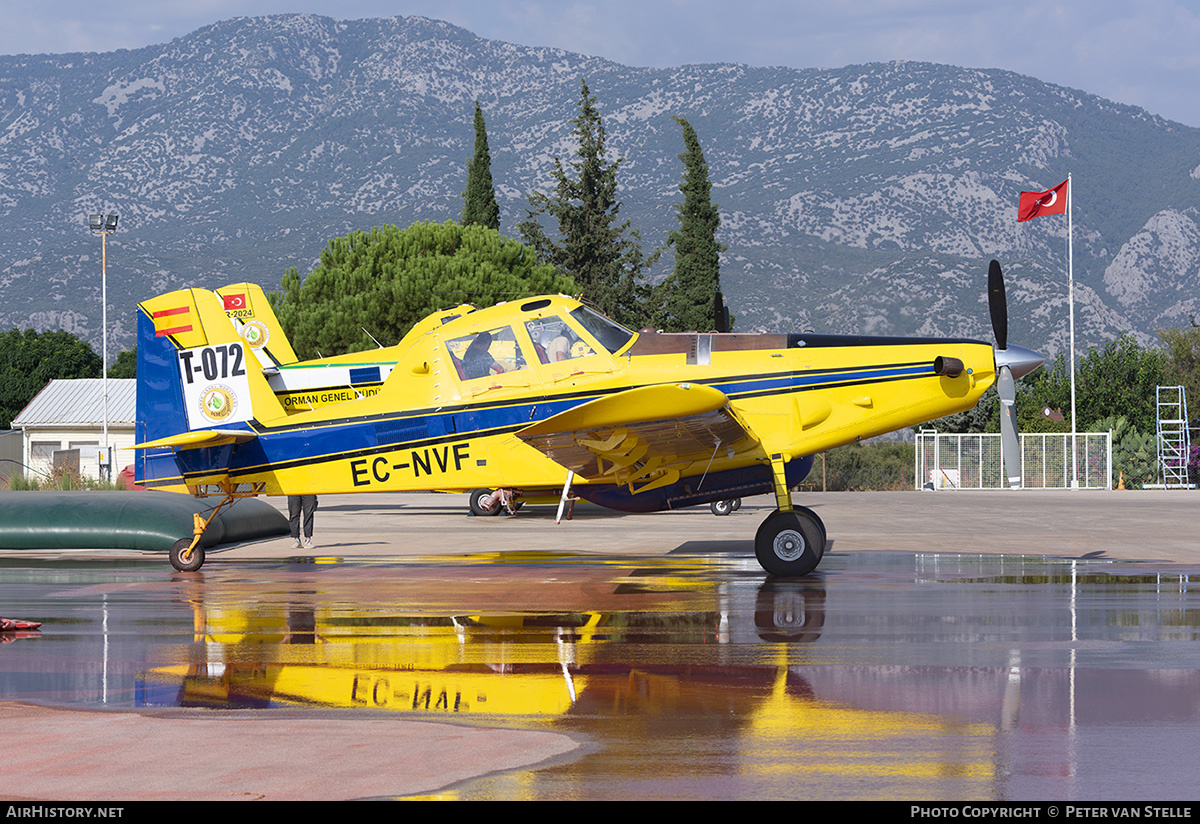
[133, 261, 1043, 575]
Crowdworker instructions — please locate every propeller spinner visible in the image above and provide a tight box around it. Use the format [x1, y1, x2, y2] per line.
[987, 260, 1046, 488]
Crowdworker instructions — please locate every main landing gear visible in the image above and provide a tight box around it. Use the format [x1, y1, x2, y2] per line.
[754, 455, 826, 576]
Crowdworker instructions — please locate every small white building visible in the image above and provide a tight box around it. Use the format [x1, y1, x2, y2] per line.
[11, 379, 136, 481]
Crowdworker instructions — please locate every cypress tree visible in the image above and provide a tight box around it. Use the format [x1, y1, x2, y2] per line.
[461, 101, 500, 231]
[518, 79, 656, 326]
[660, 116, 726, 332]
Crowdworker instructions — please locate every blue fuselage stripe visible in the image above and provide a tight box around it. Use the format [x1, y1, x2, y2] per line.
[155, 361, 935, 481]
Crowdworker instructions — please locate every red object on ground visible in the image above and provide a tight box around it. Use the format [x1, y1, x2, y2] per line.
[0, 618, 41, 631]
[118, 464, 145, 490]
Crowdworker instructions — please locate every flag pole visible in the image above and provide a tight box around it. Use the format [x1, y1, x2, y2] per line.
[1068, 172, 1078, 489]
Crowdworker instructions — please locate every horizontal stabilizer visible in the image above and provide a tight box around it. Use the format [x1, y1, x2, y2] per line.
[132, 429, 259, 451]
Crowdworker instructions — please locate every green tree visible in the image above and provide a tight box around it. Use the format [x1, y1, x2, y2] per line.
[461, 101, 500, 231]
[1035, 336, 1168, 434]
[276, 221, 575, 360]
[1159, 324, 1200, 417]
[108, 346, 137, 378]
[659, 117, 726, 332]
[518, 78, 657, 327]
[0, 328, 102, 428]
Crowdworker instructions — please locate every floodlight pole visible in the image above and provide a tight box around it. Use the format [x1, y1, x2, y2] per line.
[89, 213, 118, 480]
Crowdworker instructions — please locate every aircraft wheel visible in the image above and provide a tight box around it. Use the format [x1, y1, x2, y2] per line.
[731, 498, 742, 512]
[169, 539, 205, 572]
[755, 510, 824, 576]
[468, 488, 502, 516]
[710, 499, 735, 516]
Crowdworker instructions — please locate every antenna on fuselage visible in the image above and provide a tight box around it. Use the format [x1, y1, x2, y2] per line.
[362, 327, 385, 349]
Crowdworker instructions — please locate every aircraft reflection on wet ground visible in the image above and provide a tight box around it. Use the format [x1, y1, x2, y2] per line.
[4, 549, 1200, 800]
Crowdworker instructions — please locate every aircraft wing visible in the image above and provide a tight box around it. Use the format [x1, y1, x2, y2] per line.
[516, 384, 763, 493]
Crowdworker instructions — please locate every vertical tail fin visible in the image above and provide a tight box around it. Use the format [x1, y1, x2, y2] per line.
[135, 288, 285, 488]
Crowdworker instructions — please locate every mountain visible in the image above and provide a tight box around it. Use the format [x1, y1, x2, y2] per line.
[1, 13, 1198, 358]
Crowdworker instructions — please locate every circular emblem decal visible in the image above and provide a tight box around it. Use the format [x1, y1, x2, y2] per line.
[199, 385, 237, 422]
[242, 320, 270, 349]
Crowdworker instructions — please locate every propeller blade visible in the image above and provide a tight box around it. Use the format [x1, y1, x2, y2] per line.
[997, 364, 1021, 488]
[988, 259, 1008, 351]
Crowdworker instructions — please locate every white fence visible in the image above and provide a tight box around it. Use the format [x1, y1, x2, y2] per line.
[915, 430, 1112, 490]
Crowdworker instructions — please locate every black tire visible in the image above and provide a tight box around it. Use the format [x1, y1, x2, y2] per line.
[710, 499, 734, 516]
[754, 509, 824, 576]
[731, 498, 742, 512]
[793, 504, 826, 545]
[169, 539, 205, 572]
[468, 488, 502, 516]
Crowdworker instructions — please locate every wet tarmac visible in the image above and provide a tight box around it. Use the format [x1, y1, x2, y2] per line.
[3, 500, 1200, 800]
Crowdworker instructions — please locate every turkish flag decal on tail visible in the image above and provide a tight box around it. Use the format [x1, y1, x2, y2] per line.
[1018, 179, 1068, 222]
[223, 293, 247, 311]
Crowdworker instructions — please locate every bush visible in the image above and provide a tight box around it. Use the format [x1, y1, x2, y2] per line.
[820, 442, 916, 491]
[2, 468, 128, 492]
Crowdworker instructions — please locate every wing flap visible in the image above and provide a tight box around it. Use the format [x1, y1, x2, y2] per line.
[517, 384, 762, 484]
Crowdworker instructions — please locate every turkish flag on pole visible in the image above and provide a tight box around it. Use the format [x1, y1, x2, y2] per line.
[1018, 179, 1069, 222]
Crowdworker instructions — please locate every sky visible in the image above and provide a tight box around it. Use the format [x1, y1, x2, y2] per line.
[4, 1, 1199, 128]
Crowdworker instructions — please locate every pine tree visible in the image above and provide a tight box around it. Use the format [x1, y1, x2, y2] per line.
[461, 101, 500, 231]
[660, 116, 726, 332]
[276, 222, 575, 359]
[518, 79, 656, 326]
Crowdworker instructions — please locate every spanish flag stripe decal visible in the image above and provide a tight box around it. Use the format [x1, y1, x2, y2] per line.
[152, 306, 191, 318]
[156, 325, 193, 337]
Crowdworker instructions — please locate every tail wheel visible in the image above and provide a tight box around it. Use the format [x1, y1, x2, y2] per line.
[468, 488, 502, 516]
[754, 510, 824, 576]
[169, 539, 205, 572]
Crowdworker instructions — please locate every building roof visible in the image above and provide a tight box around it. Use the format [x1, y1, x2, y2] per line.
[12, 379, 136, 427]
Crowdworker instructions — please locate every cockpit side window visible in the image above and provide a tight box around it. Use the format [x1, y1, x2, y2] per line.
[446, 326, 527, 382]
[524, 316, 595, 364]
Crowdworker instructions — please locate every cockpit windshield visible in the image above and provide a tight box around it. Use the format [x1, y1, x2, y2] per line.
[569, 306, 634, 354]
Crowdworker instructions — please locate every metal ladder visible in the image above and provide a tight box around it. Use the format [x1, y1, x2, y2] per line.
[1156, 385, 1192, 488]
